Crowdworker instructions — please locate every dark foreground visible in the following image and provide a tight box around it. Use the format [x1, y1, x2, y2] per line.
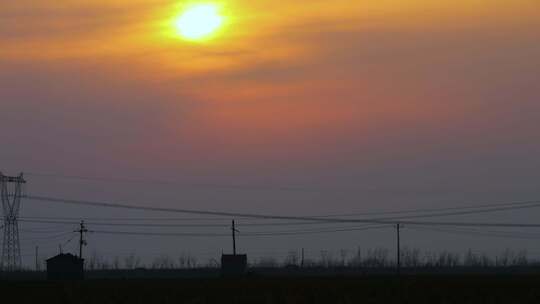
[2, 275, 540, 304]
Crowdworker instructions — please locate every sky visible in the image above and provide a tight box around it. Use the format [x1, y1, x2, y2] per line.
[1, 0, 540, 267]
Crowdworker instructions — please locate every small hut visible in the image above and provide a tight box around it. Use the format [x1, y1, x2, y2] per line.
[46, 253, 84, 280]
[221, 254, 247, 277]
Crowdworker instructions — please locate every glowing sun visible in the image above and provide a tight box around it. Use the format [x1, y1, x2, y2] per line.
[175, 4, 224, 41]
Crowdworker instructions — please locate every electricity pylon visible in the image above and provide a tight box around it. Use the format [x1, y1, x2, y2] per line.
[1, 172, 26, 271]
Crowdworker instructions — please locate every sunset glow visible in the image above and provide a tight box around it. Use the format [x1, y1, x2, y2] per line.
[174, 4, 224, 41]
[1, 0, 540, 279]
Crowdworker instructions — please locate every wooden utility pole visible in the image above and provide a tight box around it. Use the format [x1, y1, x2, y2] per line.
[231, 220, 237, 255]
[35, 246, 39, 271]
[301, 248, 305, 268]
[396, 223, 401, 276]
[75, 220, 88, 259]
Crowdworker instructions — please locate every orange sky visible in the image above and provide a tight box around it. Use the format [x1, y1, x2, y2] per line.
[2, 0, 540, 264]
[1, 0, 539, 180]
[2, 0, 538, 67]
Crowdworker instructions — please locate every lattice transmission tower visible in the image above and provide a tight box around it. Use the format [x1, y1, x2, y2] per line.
[1, 172, 26, 271]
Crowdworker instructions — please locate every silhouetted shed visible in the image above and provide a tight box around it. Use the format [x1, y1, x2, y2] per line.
[46, 253, 84, 280]
[221, 254, 247, 277]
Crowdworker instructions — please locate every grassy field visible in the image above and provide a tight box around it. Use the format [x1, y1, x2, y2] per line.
[1, 275, 540, 303]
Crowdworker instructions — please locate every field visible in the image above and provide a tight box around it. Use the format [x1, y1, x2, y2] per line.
[1, 275, 540, 304]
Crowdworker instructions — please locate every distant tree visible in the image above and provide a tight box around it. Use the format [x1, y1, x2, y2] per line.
[349, 247, 362, 268]
[364, 248, 389, 268]
[401, 247, 421, 268]
[302, 258, 318, 268]
[463, 249, 480, 267]
[339, 249, 349, 267]
[440, 251, 460, 267]
[186, 255, 198, 268]
[204, 258, 219, 268]
[87, 251, 103, 270]
[482, 254, 493, 267]
[319, 250, 335, 268]
[255, 257, 278, 268]
[284, 250, 299, 266]
[178, 254, 187, 268]
[177, 252, 197, 269]
[152, 255, 175, 269]
[422, 251, 436, 267]
[124, 253, 141, 269]
[113, 256, 121, 270]
[513, 250, 528, 266]
[100, 260, 111, 270]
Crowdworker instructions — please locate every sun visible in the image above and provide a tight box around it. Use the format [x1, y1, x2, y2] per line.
[175, 4, 224, 41]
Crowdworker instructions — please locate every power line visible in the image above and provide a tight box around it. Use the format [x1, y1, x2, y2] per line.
[19, 216, 327, 226]
[21, 198, 540, 222]
[19, 218, 382, 228]
[361, 202, 540, 221]
[20, 216, 231, 222]
[24, 172, 540, 216]
[63, 234, 78, 247]
[242, 225, 392, 236]
[19, 199, 540, 227]
[19, 219, 230, 228]
[19, 232, 75, 243]
[21, 228, 73, 234]
[25, 172, 318, 193]
[408, 226, 540, 240]
[316, 199, 540, 218]
[91, 224, 390, 238]
[92, 230, 230, 237]
[25, 195, 540, 228]
[23, 220, 540, 239]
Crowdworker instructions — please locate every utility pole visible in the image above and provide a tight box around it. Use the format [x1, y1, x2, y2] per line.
[75, 220, 88, 259]
[396, 223, 401, 276]
[231, 220, 240, 255]
[301, 248, 305, 268]
[35, 246, 39, 271]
